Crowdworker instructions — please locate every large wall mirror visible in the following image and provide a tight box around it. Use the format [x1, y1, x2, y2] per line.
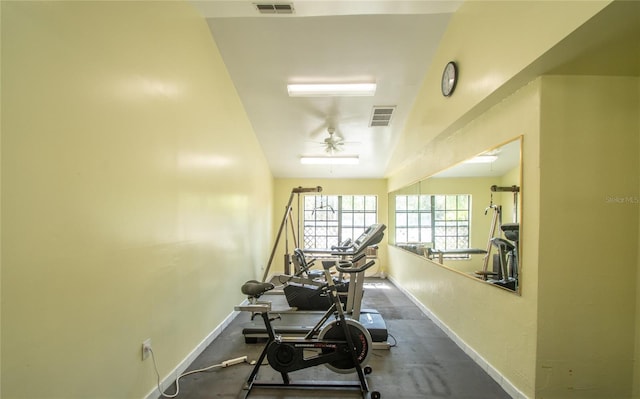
[388, 137, 522, 294]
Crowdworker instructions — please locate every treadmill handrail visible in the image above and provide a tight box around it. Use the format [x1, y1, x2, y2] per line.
[335, 260, 376, 274]
[329, 249, 372, 259]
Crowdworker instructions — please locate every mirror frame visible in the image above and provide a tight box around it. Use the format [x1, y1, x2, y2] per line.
[388, 136, 523, 294]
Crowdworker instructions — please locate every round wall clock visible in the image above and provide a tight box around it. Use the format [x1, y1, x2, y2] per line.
[441, 61, 458, 97]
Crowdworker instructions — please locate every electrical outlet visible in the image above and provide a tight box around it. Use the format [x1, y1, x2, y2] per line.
[141, 338, 152, 361]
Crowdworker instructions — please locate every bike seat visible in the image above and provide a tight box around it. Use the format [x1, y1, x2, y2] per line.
[241, 280, 275, 298]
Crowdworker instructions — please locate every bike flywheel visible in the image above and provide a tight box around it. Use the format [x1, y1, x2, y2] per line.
[318, 319, 373, 374]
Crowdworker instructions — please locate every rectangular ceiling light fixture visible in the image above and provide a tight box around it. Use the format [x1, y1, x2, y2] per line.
[464, 155, 498, 164]
[300, 156, 360, 165]
[287, 83, 376, 97]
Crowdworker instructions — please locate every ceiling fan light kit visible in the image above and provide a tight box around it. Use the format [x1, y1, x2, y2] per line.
[322, 127, 345, 154]
[300, 156, 360, 165]
[287, 83, 376, 97]
[290, 81, 375, 166]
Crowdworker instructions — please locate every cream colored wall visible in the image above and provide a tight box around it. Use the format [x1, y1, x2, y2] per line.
[0, 0, 3, 387]
[536, 75, 639, 398]
[636, 78, 640, 399]
[384, 2, 625, 398]
[386, 0, 610, 187]
[1, 2, 272, 398]
[269, 179, 387, 278]
[388, 79, 542, 398]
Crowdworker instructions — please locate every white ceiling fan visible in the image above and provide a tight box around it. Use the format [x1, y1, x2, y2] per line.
[322, 127, 345, 155]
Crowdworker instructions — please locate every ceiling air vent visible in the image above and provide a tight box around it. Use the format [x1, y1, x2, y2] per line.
[255, 3, 294, 14]
[369, 106, 396, 127]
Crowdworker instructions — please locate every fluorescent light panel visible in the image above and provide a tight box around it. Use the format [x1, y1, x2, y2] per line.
[300, 156, 359, 165]
[287, 83, 376, 97]
[464, 155, 498, 164]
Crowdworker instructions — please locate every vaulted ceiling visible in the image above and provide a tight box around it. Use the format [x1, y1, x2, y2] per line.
[191, 1, 462, 178]
[191, 1, 640, 179]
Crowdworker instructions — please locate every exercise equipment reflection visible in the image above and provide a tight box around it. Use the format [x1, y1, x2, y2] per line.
[476, 185, 520, 291]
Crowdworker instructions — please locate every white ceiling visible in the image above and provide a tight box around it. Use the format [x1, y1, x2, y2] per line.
[191, 1, 462, 178]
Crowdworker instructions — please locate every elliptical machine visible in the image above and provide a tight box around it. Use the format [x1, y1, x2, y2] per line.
[235, 259, 381, 399]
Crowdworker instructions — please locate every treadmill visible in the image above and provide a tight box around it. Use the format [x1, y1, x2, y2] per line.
[241, 224, 391, 349]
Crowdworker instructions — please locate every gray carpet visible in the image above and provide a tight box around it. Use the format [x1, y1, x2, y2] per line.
[156, 278, 512, 399]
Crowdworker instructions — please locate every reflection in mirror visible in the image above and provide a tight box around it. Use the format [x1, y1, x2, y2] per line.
[389, 137, 522, 293]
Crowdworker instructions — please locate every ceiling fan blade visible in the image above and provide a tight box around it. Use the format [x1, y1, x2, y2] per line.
[309, 123, 328, 139]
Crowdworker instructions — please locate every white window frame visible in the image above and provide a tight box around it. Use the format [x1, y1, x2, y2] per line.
[302, 195, 378, 249]
[395, 194, 471, 258]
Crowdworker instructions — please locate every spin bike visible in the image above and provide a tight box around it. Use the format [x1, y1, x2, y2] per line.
[235, 259, 381, 399]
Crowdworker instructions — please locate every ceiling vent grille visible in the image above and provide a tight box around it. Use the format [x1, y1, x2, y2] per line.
[369, 106, 396, 127]
[255, 3, 294, 14]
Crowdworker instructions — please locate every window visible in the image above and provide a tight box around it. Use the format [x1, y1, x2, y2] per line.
[395, 194, 471, 256]
[303, 195, 377, 249]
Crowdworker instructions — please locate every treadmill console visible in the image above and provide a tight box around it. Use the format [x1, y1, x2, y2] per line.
[340, 224, 386, 255]
[500, 223, 519, 242]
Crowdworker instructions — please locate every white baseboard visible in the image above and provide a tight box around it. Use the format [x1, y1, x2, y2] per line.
[143, 310, 240, 399]
[143, 278, 528, 399]
[386, 276, 528, 399]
